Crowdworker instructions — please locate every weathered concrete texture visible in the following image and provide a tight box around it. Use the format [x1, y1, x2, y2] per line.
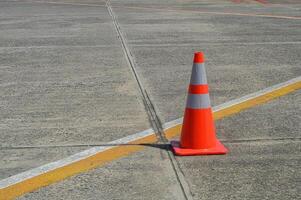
[177, 92, 301, 200]
[0, 4, 116, 46]
[178, 141, 300, 200]
[20, 0, 107, 5]
[0, 1, 105, 17]
[216, 91, 301, 141]
[111, 4, 301, 122]
[0, 147, 86, 180]
[0, 0, 149, 179]
[120, 14, 301, 45]
[267, 0, 301, 4]
[111, 0, 301, 17]
[19, 146, 186, 200]
[0, 47, 148, 146]
[1, 0, 301, 199]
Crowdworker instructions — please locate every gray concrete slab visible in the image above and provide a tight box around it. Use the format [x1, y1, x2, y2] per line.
[176, 91, 301, 200]
[0, 147, 86, 180]
[178, 141, 300, 200]
[0, 46, 148, 146]
[215, 91, 301, 141]
[111, 0, 301, 17]
[19, 146, 186, 200]
[112, 5, 301, 122]
[20, 0, 107, 5]
[0, 4, 116, 46]
[0, 1, 105, 17]
[0, 0, 149, 179]
[118, 13, 301, 45]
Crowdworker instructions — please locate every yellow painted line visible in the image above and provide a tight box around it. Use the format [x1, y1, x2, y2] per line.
[165, 76, 301, 139]
[0, 77, 300, 200]
[213, 80, 301, 120]
[0, 134, 158, 200]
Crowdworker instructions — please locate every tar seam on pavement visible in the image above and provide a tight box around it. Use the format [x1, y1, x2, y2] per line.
[105, 1, 193, 199]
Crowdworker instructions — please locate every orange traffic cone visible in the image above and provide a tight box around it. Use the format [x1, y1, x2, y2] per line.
[171, 52, 228, 156]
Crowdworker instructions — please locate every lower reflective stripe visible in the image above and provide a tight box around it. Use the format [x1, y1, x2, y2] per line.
[186, 93, 211, 109]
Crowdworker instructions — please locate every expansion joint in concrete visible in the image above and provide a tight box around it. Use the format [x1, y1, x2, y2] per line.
[105, 2, 193, 199]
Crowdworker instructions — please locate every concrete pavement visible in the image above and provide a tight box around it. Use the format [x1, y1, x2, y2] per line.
[0, 0, 300, 199]
[20, 91, 300, 200]
[178, 91, 301, 200]
[112, 0, 301, 122]
[0, 0, 149, 179]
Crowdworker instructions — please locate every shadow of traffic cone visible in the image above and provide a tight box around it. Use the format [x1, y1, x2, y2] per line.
[171, 52, 228, 156]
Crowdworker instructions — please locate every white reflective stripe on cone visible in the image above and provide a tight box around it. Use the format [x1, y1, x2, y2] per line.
[190, 63, 207, 85]
[186, 93, 211, 109]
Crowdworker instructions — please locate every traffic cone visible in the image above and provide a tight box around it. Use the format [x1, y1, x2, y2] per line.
[171, 52, 228, 156]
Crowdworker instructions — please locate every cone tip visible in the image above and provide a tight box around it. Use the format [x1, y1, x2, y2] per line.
[193, 52, 205, 63]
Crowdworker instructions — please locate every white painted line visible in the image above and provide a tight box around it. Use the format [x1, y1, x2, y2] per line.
[213, 76, 301, 112]
[0, 128, 154, 189]
[163, 76, 301, 129]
